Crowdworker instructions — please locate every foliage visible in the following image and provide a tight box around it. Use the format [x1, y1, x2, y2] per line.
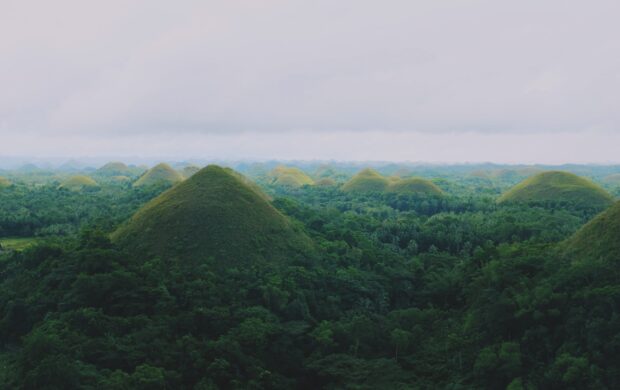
[0, 164, 619, 388]
[58, 175, 99, 191]
[113, 165, 315, 264]
[498, 171, 614, 210]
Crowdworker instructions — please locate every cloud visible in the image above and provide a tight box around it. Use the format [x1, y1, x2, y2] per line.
[1, 0, 619, 138]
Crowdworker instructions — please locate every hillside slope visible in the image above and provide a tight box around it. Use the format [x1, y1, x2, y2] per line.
[342, 168, 389, 193]
[58, 175, 99, 191]
[270, 166, 314, 187]
[387, 178, 444, 196]
[563, 201, 620, 261]
[498, 171, 614, 209]
[113, 165, 313, 263]
[97, 162, 130, 176]
[133, 163, 184, 187]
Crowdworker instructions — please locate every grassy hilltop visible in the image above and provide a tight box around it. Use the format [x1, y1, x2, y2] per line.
[97, 162, 130, 176]
[341, 168, 389, 193]
[387, 177, 444, 196]
[113, 165, 314, 264]
[58, 175, 99, 191]
[269, 166, 315, 187]
[498, 171, 614, 209]
[342, 168, 444, 196]
[133, 163, 184, 187]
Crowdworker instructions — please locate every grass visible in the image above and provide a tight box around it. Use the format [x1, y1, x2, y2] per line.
[181, 164, 202, 179]
[341, 168, 389, 193]
[342, 169, 444, 196]
[563, 201, 620, 261]
[0, 237, 42, 252]
[58, 175, 99, 191]
[98, 161, 130, 174]
[113, 165, 314, 264]
[133, 163, 184, 187]
[270, 166, 314, 187]
[387, 178, 444, 196]
[498, 171, 614, 209]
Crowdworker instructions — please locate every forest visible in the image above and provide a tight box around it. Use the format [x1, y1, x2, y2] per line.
[0, 161, 619, 389]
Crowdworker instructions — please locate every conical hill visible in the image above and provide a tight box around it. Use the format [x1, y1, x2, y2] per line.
[498, 171, 613, 209]
[113, 165, 314, 263]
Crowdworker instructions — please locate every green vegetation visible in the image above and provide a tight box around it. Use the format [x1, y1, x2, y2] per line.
[114, 165, 314, 264]
[341, 168, 389, 193]
[315, 177, 337, 186]
[471, 167, 543, 181]
[1, 162, 620, 389]
[0, 177, 11, 188]
[110, 175, 131, 183]
[564, 201, 620, 261]
[181, 164, 201, 179]
[58, 175, 99, 191]
[269, 166, 314, 187]
[0, 237, 42, 252]
[604, 173, 620, 185]
[387, 177, 444, 196]
[96, 161, 130, 176]
[498, 171, 614, 209]
[343, 169, 444, 196]
[133, 163, 184, 188]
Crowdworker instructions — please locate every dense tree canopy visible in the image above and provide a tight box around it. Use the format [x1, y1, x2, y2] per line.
[0, 165, 619, 389]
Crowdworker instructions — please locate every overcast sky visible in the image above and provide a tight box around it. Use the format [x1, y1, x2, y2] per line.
[2, 0, 620, 163]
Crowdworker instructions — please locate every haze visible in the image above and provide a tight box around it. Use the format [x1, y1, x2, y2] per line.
[2, 0, 620, 163]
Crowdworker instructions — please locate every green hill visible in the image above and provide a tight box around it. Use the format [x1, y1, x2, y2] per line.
[387, 178, 444, 196]
[341, 168, 389, 193]
[58, 175, 99, 191]
[133, 163, 184, 187]
[0, 177, 11, 188]
[97, 161, 130, 176]
[270, 166, 314, 187]
[113, 165, 314, 264]
[498, 171, 614, 209]
[563, 201, 620, 261]
[181, 164, 202, 179]
[471, 167, 542, 181]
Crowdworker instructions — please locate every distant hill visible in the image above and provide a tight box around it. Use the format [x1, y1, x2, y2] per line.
[603, 173, 620, 185]
[133, 163, 184, 187]
[470, 167, 543, 181]
[387, 178, 444, 196]
[0, 177, 11, 188]
[498, 171, 614, 209]
[342, 168, 389, 193]
[563, 201, 620, 261]
[181, 164, 202, 179]
[269, 166, 314, 187]
[58, 175, 99, 191]
[315, 178, 337, 187]
[113, 165, 314, 264]
[97, 162, 130, 176]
